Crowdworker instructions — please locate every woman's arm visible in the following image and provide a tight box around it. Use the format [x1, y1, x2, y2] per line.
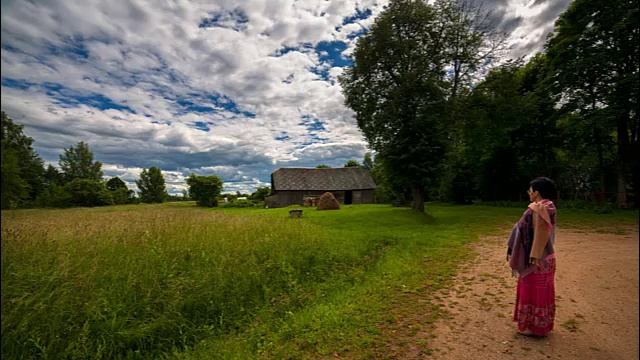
[530, 204, 552, 262]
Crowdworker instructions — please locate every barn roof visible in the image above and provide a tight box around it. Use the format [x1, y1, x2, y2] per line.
[271, 167, 377, 191]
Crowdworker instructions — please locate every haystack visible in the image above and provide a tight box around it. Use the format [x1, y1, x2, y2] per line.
[317, 192, 340, 210]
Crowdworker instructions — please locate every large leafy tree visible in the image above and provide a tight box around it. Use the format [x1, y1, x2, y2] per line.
[136, 167, 167, 203]
[340, 0, 450, 212]
[462, 60, 532, 201]
[545, 0, 639, 206]
[1, 111, 45, 208]
[435, 0, 507, 101]
[472, 58, 561, 200]
[186, 174, 223, 207]
[59, 141, 103, 182]
[55, 141, 111, 207]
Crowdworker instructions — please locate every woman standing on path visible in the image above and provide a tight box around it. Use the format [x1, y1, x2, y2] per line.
[507, 177, 557, 336]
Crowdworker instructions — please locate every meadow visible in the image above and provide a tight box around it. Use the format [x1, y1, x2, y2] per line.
[1, 203, 636, 359]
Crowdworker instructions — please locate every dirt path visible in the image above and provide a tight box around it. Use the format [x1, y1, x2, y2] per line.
[378, 227, 639, 360]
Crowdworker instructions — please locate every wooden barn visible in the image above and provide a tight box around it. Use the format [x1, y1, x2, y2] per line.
[265, 167, 377, 208]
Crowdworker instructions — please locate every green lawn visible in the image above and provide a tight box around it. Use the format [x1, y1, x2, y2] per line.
[1, 203, 636, 359]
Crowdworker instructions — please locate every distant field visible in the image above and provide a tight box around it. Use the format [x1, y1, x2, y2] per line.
[1, 203, 636, 359]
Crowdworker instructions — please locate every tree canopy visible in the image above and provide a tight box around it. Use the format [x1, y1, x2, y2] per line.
[1, 112, 45, 208]
[545, 0, 639, 205]
[187, 174, 223, 207]
[59, 141, 103, 182]
[136, 167, 167, 203]
[340, 0, 495, 211]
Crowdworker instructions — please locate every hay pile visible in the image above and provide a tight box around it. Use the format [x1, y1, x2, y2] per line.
[317, 192, 340, 210]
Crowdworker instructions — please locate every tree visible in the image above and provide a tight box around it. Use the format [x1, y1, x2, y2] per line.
[344, 160, 360, 167]
[39, 184, 72, 208]
[59, 141, 103, 182]
[435, 0, 507, 101]
[545, 0, 639, 206]
[1, 111, 45, 208]
[43, 165, 63, 187]
[340, 0, 451, 212]
[1, 145, 27, 209]
[36, 165, 68, 207]
[106, 177, 134, 204]
[65, 179, 113, 207]
[187, 174, 223, 207]
[250, 186, 271, 201]
[362, 152, 374, 170]
[106, 176, 127, 191]
[136, 167, 167, 203]
[315, 164, 331, 168]
[370, 154, 406, 205]
[110, 187, 134, 205]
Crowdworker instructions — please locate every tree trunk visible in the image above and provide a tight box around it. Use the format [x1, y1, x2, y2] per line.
[411, 185, 425, 212]
[615, 83, 631, 208]
[616, 168, 627, 207]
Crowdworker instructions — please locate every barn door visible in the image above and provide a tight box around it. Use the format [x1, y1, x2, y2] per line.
[345, 190, 353, 204]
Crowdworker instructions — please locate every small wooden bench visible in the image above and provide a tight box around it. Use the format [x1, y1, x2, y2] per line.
[289, 209, 303, 218]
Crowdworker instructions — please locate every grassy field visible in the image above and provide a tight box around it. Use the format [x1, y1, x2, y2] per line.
[1, 203, 636, 359]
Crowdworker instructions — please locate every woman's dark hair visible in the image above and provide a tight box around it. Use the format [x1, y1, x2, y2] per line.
[529, 177, 557, 200]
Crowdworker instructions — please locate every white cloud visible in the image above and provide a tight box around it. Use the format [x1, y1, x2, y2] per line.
[1, 0, 570, 193]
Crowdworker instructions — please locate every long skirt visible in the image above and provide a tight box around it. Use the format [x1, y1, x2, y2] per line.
[513, 253, 556, 336]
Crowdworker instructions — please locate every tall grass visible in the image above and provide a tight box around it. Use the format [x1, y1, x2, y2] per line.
[1, 205, 381, 358]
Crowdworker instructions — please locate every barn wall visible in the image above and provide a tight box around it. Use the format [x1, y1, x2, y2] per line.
[267, 189, 376, 207]
[351, 190, 375, 204]
[353, 190, 362, 203]
[360, 189, 375, 203]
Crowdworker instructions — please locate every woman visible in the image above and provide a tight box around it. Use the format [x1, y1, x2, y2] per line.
[507, 177, 557, 336]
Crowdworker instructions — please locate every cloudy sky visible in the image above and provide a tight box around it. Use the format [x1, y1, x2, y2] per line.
[1, 0, 571, 194]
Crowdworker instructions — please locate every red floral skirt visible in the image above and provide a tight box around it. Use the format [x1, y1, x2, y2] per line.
[513, 253, 556, 336]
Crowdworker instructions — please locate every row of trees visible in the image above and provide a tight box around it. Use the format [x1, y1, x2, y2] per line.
[1, 114, 165, 208]
[314, 155, 378, 169]
[340, 0, 639, 211]
[1, 111, 270, 209]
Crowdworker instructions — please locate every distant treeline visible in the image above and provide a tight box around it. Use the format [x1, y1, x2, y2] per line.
[0, 112, 270, 209]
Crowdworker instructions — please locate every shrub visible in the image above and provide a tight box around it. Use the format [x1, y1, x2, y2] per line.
[317, 192, 340, 210]
[221, 199, 257, 208]
[110, 187, 135, 205]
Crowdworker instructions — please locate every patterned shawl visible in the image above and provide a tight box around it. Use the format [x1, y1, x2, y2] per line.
[507, 199, 556, 278]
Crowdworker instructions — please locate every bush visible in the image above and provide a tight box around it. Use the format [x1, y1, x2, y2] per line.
[36, 184, 72, 208]
[110, 187, 134, 205]
[317, 192, 340, 210]
[220, 199, 257, 208]
[187, 174, 223, 207]
[65, 179, 113, 207]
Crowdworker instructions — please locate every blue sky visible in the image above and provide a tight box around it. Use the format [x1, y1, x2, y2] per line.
[1, 0, 571, 194]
